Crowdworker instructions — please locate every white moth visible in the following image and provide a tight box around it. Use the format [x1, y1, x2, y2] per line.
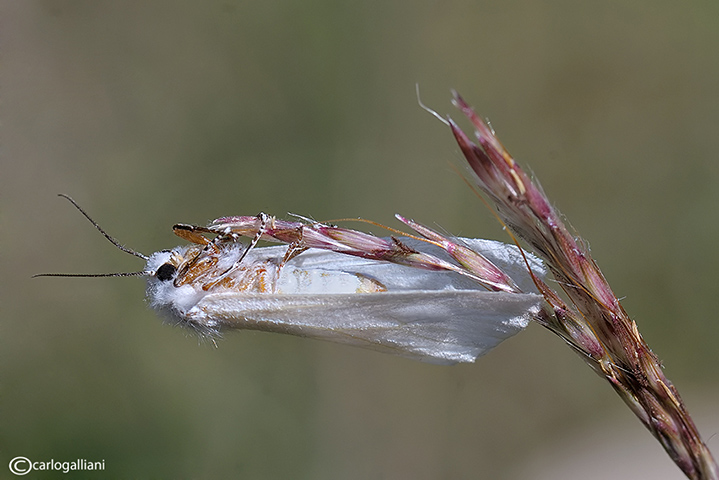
[40, 196, 546, 365]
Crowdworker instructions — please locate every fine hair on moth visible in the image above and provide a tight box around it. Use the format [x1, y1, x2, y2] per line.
[36, 194, 546, 365]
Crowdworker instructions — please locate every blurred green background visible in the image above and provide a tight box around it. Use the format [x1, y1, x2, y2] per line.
[2, 1, 718, 479]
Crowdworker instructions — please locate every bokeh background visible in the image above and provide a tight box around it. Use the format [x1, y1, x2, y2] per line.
[2, 1, 718, 479]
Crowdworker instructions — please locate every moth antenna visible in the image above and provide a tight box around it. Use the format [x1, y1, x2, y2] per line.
[58, 194, 149, 260]
[415, 84, 449, 126]
[33, 271, 147, 278]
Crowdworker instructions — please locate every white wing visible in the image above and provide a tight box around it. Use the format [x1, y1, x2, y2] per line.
[191, 290, 542, 365]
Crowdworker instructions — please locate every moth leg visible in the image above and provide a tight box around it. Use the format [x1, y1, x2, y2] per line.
[280, 224, 309, 267]
[267, 225, 309, 293]
[282, 243, 309, 265]
[173, 242, 224, 287]
[236, 212, 270, 265]
[173, 224, 214, 245]
[201, 213, 271, 290]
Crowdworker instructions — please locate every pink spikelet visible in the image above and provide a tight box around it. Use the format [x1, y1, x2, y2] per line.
[448, 92, 718, 480]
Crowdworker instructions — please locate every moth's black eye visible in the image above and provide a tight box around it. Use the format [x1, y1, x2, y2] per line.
[156, 263, 177, 281]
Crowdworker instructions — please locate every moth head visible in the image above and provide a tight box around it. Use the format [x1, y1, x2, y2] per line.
[145, 250, 181, 283]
